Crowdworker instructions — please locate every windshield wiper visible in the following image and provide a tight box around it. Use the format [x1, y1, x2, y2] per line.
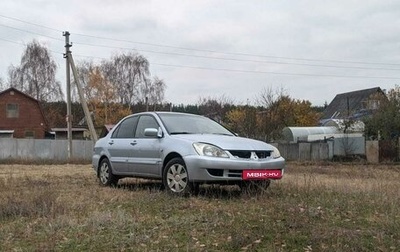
[169, 132, 193, 135]
[211, 133, 233, 136]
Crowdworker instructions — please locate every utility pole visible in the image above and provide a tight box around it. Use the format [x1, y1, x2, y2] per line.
[63, 31, 73, 160]
[69, 54, 98, 142]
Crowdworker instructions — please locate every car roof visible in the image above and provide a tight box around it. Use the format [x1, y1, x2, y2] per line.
[125, 111, 203, 118]
[120, 111, 204, 122]
[155, 111, 200, 116]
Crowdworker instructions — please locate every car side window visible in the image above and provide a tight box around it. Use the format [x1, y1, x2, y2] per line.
[111, 116, 138, 138]
[135, 115, 159, 138]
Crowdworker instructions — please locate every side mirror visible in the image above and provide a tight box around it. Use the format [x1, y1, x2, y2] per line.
[144, 128, 163, 138]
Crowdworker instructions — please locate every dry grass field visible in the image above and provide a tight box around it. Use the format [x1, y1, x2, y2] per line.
[0, 162, 399, 251]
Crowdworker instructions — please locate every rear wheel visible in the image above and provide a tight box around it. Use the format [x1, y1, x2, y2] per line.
[163, 158, 198, 196]
[98, 158, 119, 187]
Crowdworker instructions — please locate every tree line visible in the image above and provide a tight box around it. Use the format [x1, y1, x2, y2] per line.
[3, 40, 399, 142]
[40, 89, 323, 142]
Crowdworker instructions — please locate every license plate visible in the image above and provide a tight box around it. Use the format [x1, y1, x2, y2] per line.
[242, 169, 282, 180]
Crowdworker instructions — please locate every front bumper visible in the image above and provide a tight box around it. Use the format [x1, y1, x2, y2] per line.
[183, 154, 285, 182]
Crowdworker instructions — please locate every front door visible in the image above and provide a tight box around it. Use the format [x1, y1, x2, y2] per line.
[128, 115, 163, 176]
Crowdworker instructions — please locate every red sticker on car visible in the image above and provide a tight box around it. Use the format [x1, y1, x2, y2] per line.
[242, 169, 282, 180]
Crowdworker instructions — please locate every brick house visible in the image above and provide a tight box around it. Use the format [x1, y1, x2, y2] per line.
[0, 87, 50, 138]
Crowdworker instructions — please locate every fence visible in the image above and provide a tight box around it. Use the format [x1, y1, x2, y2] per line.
[0, 138, 394, 163]
[0, 138, 93, 161]
[276, 142, 331, 161]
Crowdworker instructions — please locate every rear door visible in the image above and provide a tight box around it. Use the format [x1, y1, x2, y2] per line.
[108, 116, 139, 173]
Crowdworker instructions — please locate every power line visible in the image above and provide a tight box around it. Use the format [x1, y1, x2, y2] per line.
[2, 35, 399, 81]
[151, 63, 400, 80]
[1, 13, 400, 67]
[1, 13, 400, 80]
[0, 36, 65, 60]
[72, 32, 400, 67]
[0, 37, 25, 46]
[74, 41, 400, 71]
[0, 14, 62, 32]
[0, 23, 63, 41]
[73, 53, 400, 79]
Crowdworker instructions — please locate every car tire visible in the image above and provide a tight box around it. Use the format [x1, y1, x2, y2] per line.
[239, 180, 271, 193]
[163, 157, 197, 196]
[98, 158, 119, 187]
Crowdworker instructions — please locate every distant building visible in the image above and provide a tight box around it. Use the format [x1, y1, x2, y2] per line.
[51, 127, 90, 140]
[0, 87, 51, 138]
[99, 124, 115, 138]
[321, 87, 386, 121]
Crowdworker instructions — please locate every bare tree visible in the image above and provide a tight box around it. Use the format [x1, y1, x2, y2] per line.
[196, 94, 234, 122]
[256, 86, 287, 141]
[70, 53, 166, 114]
[7, 65, 22, 88]
[256, 86, 286, 108]
[71, 60, 96, 102]
[141, 77, 166, 110]
[101, 52, 150, 107]
[8, 40, 63, 101]
[0, 77, 5, 91]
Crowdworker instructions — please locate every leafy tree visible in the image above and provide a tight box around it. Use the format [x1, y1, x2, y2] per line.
[8, 40, 63, 101]
[41, 102, 85, 128]
[226, 106, 257, 138]
[86, 66, 131, 125]
[257, 87, 320, 141]
[364, 87, 399, 140]
[172, 104, 200, 114]
[311, 105, 326, 113]
[281, 97, 320, 126]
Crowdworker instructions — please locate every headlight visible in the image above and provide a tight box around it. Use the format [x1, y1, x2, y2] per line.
[193, 143, 229, 158]
[271, 145, 281, 159]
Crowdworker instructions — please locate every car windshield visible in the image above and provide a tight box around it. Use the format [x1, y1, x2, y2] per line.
[158, 113, 234, 136]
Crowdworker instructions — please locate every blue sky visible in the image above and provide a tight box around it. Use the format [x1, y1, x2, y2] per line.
[1, 0, 400, 106]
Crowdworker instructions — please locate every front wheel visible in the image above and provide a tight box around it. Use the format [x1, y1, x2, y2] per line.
[163, 158, 198, 196]
[98, 158, 119, 187]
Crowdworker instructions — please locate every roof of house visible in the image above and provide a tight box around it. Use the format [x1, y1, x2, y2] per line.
[104, 124, 114, 132]
[321, 87, 385, 120]
[0, 87, 51, 130]
[1, 87, 33, 100]
[99, 124, 115, 138]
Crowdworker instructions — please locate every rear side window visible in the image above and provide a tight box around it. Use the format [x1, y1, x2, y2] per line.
[112, 116, 138, 138]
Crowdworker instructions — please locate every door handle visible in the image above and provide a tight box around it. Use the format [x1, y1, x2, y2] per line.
[108, 141, 114, 145]
[130, 142, 137, 146]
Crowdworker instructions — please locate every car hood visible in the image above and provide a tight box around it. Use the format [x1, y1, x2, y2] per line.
[170, 134, 273, 150]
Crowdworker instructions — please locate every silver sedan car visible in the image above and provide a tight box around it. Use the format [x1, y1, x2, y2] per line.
[92, 112, 285, 195]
